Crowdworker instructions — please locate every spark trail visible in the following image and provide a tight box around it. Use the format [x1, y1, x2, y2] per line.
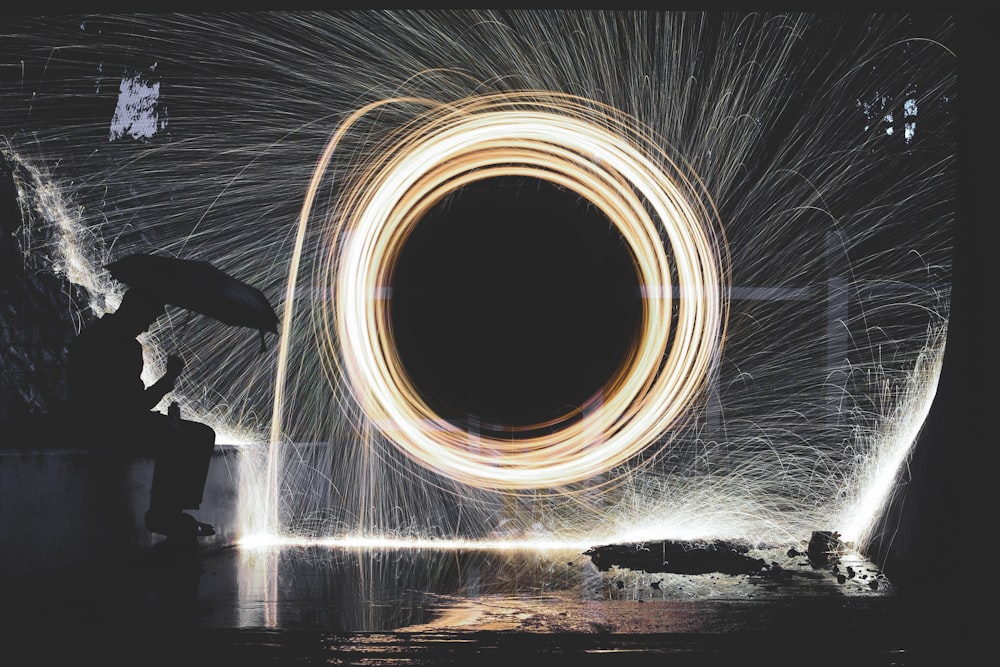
[0, 11, 955, 551]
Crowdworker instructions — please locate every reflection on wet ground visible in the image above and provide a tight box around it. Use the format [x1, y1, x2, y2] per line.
[2, 542, 961, 665]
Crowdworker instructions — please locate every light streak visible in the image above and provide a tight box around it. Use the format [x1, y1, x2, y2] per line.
[273, 91, 728, 491]
[1, 11, 956, 551]
[241, 531, 596, 553]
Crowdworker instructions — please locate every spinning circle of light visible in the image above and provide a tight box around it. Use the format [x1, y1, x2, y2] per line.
[277, 90, 729, 491]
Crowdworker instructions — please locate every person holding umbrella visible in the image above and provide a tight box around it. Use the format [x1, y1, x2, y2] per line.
[67, 252, 279, 540]
[68, 287, 216, 538]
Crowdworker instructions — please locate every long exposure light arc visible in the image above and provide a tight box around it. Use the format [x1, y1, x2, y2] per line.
[269, 90, 729, 507]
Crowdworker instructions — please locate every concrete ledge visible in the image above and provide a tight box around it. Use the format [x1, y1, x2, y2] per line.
[0, 444, 240, 578]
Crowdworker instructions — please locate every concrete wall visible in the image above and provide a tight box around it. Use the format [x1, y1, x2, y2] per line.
[0, 444, 240, 578]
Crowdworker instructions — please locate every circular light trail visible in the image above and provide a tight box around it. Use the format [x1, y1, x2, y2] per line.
[275, 90, 729, 491]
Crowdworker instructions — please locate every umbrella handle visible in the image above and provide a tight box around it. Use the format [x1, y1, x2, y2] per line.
[178, 308, 195, 339]
[161, 309, 195, 375]
[162, 307, 195, 360]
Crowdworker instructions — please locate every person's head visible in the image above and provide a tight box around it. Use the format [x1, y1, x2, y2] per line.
[114, 288, 167, 333]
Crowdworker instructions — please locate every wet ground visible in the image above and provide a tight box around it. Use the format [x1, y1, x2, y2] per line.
[1, 540, 964, 666]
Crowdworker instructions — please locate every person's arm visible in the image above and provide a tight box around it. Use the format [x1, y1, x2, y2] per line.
[140, 354, 184, 412]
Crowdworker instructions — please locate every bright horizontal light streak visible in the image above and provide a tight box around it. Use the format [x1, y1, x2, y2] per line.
[240, 533, 594, 553]
[274, 90, 728, 491]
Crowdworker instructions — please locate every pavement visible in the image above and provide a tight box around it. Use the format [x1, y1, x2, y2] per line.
[0, 541, 967, 666]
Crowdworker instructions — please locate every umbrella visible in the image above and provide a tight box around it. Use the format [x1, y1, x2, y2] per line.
[105, 252, 279, 350]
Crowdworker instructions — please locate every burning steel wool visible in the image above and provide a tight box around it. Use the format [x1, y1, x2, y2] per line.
[0, 11, 955, 553]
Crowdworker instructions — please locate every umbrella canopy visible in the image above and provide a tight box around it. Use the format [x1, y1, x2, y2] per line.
[105, 253, 280, 337]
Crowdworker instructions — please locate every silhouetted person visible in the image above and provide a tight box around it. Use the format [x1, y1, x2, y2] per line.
[67, 288, 216, 539]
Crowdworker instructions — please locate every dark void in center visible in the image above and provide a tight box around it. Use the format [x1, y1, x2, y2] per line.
[390, 176, 642, 433]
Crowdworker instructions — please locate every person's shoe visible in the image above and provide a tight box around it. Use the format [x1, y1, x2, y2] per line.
[193, 518, 216, 537]
[145, 510, 215, 538]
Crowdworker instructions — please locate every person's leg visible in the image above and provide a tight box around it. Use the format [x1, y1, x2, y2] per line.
[143, 412, 179, 518]
[175, 420, 216, 510]
[144, 415, 216, 537]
